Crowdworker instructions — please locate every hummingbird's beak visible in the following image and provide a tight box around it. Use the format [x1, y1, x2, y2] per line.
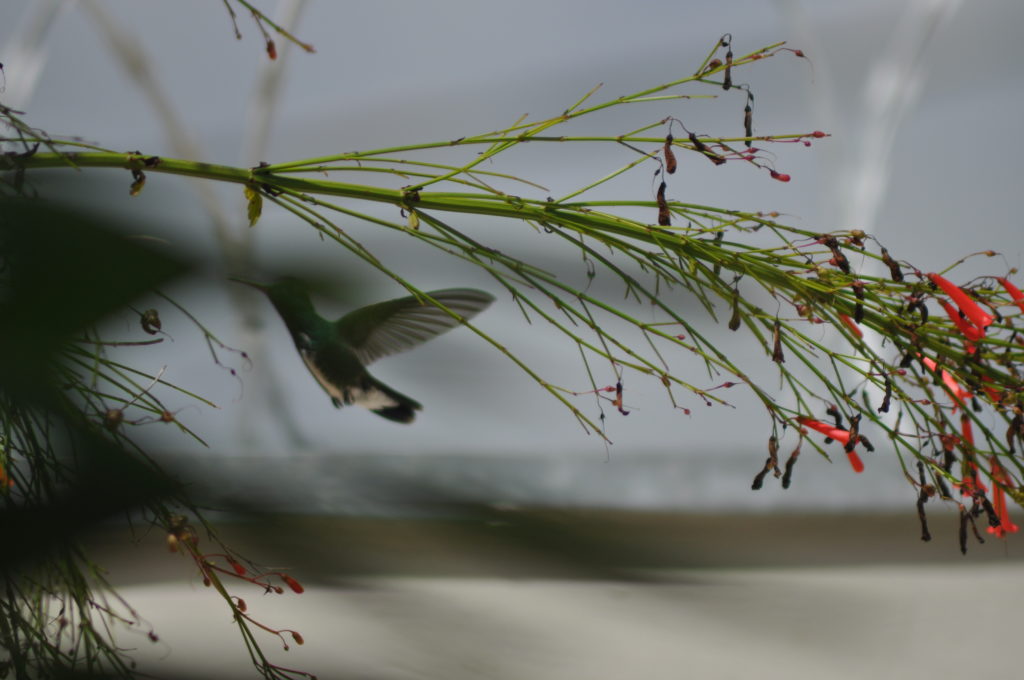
[226, 276, 270, 294]
[228, 276, 268, 292]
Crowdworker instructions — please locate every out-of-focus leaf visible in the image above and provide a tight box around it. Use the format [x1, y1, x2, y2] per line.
[0, 197, 189, 404]
[0, 427, 180, 572]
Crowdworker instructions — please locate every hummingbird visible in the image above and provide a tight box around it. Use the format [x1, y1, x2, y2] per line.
[232, 277, 494, 423]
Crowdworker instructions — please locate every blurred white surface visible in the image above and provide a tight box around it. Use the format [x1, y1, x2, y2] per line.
[122, 562, 1024, 680]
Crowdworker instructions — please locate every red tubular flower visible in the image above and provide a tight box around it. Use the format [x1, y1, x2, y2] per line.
[919, 355, 971, 410]
[938, 299, 981, 351]
[979, 375, 1002, 403]
[997, 277, 1024, 315]
[281, 574, 305, 594]
[928, 273, 993, 332]
[956, 415, 986, 496]
[838, 313, 863, 338]
[796, 417, 865, 473]
[226, 556, 247, 576]
[961, 415, 974, 446]
[987, 457, 1020, 537]
[960, 417, 981, 492]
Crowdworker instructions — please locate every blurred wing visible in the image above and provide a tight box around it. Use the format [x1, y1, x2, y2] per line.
[335, 288, 494, 365]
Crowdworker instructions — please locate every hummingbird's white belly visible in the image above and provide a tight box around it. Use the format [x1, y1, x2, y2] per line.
[300, 350, 397, 409]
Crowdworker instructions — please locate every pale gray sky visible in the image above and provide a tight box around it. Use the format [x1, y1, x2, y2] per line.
[3, 0, 1022, 509]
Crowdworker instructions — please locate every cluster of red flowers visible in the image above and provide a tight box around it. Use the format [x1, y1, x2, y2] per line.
[925, 274, 1017, 537]
[790, 273, 1020, 543]
[165, 517, 308, 653]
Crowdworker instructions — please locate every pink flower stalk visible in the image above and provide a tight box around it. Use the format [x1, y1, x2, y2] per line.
[928, 272, 993, 332]
[797, 417, 865, 473]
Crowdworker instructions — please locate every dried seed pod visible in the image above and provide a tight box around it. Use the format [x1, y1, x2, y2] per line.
[781, 446, 800, 488]
[743, 103, 753, 148]
[844, 414, 861, 454]
[663, 134, 677, 174]
[751, 457, 774, 490]
[976, 492, 1001, 529]
[140, 308, 162, 335]
[851, 281, 865, 323]
[129, 168, 146, 196]
[688, 132, 707, 154]
[613, 380, 630, 416]
[878, 376, 892, 413]
[917, 488, 931, 542]
[958, 505, 969, 554]
[687, 132, 726, 166]
[818, 236, 849, 273]
[826, 404, 844, 432]
[728, 291, 741, 331]
[656, 181, 671, 226]
[103, 408, 124, 432]
[1007, 412, 1023, 453]
[771, 320, 785, 363]
[881, 247, 904, 282]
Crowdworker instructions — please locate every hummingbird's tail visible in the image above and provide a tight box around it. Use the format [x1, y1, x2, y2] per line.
[340, 375, 422, 424]
[371, 387, 422, 423]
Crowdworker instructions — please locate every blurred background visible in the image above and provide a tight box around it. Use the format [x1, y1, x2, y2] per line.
[3, 1, 1024, 678]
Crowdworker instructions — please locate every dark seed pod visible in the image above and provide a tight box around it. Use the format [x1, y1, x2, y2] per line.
[958, 506, 969, 555]
[140, 308, 162, 335]
[917, 488, 931, 542]
[772, 320, 785, 363]
[664, 134, 677, 174]
[878, 377, 892, 413]
[781, 446, 800, 489]
[688, 131, 707, 153]
[728, 291, 741, 331]
[852, 281, 865, 323]
[880, 247, 904, 282]
[743, 103, 753, 148]
[656, 181, 671, 226]
[751, 457, 773, 490]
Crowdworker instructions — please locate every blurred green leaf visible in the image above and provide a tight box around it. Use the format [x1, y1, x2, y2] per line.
[0, 197, 189, 404]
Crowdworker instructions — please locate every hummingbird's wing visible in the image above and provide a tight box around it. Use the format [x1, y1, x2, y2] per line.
[335, 288, 494, 365]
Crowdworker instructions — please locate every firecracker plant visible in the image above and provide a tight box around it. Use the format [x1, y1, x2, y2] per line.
[2, 5, 1023, 679]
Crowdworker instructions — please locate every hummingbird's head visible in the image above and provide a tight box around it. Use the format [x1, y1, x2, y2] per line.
[229, 276, 306, 299]
[229, 276, 321, 345]
[229, 275, 316, 322]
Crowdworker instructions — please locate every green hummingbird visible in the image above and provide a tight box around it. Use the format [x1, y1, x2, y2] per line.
[232, 277, 494, 423]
